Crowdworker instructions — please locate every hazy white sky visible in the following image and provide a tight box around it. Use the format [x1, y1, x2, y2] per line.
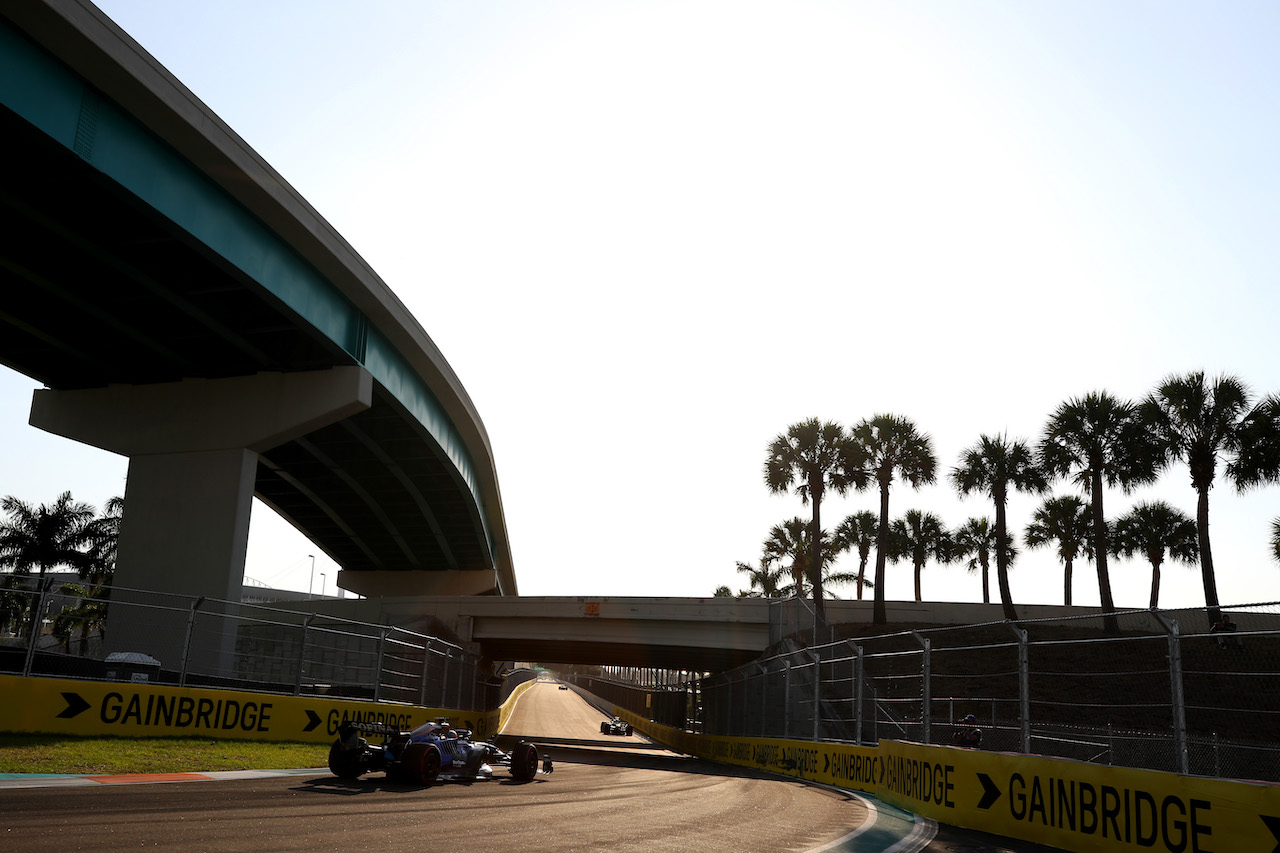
[4, 1, 1279, 610]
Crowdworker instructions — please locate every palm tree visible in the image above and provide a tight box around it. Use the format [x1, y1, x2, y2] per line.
[1110, 500, 1198, 609]
[52, 580, 111, 656]
[0, 491, 96, 579]
[1271, 518, 1280, 565]
[1024, 495, 1093, 606]
[763, 518, 813, 598]
[81, 496, 123, 585]
[734, 558, 788, 598]
[848, 415, 937, 625]
[888, 509, 950, 602]
[951, 517, 997, 604]
[951, 433, 1046, 621]
[765, 419, 866, 622]
[1040, 392, 1161, 631]
[1144, 373, 1280, 624]
[762, 519, 848, 599]
[832, 510, 878, 600]
[713, 585, 734, 598]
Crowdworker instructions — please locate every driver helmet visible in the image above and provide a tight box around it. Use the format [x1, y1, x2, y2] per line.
[963, 714, 976, 724]
[446, 729, 458, 738]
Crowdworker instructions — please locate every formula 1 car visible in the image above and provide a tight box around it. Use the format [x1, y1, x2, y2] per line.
[600, 716, 632, 736]
[328, 719, 552, 786]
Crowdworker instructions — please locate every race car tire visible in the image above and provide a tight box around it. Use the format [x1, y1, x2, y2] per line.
[400, 742, 442, 786]
[510, 742, 538, 782]
[328, 741, 365, 779]
[624, 724, 633, 736]
[600, 722, 608, 734]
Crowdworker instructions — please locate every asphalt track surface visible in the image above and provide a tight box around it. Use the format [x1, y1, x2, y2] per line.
[0, 681, 1063, 853]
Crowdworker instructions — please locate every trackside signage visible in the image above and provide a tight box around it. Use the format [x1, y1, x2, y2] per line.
[609, 709, 1280, 853]
[613, 708, 879, 793]
[877, 739, 1280, 853]
[0, 674, 498, 744]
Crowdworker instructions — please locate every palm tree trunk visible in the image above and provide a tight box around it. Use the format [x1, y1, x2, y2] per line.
[994, 500, 1018, 621]
[914, 561, 922, 601]
[1196, 486, 1221, 626]
[1063, 557, 1073, 606]
[873, 483, 890, 625]
[1091, 467, 1119, 633]
[980, 555, 990, 604]
[856, 554, 868, 601]
[810, 477, 826, 627]
[1149, 556, 1162, 609]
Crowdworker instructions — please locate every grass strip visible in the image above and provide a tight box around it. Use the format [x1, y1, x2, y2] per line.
[0, 734, 325, 775]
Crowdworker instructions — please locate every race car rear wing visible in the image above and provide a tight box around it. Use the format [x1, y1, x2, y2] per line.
[341, 721, 409, 737]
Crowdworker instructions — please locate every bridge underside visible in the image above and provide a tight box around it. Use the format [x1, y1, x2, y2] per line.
[0, 7, 509, 612]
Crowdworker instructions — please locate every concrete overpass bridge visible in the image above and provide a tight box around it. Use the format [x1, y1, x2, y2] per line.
[275, 595, 1095, 673]
[1, 0, 516, 647]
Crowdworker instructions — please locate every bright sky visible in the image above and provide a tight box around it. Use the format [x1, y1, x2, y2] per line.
[4, 1, 1279, 609]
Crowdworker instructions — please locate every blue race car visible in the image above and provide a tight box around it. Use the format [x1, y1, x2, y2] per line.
[328, 718, 552, 786]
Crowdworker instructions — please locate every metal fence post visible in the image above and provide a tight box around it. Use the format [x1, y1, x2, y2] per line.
[912, 632, 931, 744]
[22, 581, 52, 677]
[373, 627, 388, 703]
[293, 614, 313, 696]
[471, 658, 479, 711]
[853, 643, 864, 745]
[759, 663, 768, 737]
[811, 650, 821, 742]
[1006, 621, 1030, 753]
[178, 596, 205, 687]
[784, 659, 792, 740]
[1152, 611, 1189, 774]
[419, 639, 434, 706]
[454, 648, 465, 710]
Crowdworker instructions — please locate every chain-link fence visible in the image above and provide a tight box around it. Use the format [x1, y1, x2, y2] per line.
[692, 599, 1280, 781]
[0, 576, 498, 710]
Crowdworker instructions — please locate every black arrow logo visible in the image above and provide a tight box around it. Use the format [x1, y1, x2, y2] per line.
[1261, 814, 1280, 853]
[977, 773, 1002, 810]
[58, 692, 90, 719]
[303, 710, 321, 732]
[824, 753, 830, 773]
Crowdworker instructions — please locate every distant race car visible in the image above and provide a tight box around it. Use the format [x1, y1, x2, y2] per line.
[558, 683, 569, 690]
[600, 716, 632, 736]
[328, 718, 552, 786]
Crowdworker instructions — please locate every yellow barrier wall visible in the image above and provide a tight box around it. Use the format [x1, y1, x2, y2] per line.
[610, 707, 880, 794]
[608, 706, 1279, 853]
[877, 739, 1280, 853]
[0, 673, 500, 744]
[497, 679, 537, 734]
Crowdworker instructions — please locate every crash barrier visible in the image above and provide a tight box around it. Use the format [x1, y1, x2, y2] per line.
[693, 600, 1280, 782]
[0, 669, 544, 744]
[0, 579, 497, 711]
[610, 707, 1280, 853]
[496, 677, 539, 735]
[0, 672, 499, 743]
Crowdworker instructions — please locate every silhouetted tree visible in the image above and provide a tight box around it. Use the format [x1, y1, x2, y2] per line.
[765, 419, 866, 622]
[1024, 495, 1093, 606]
[952, 433, 1045, 621]
[1111, 500, 1198, 609]
[848, 415, 937, 625]
[1144, 373, 1280, 624]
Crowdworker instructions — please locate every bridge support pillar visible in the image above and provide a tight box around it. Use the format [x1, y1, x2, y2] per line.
[28, 367, 372, 673]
